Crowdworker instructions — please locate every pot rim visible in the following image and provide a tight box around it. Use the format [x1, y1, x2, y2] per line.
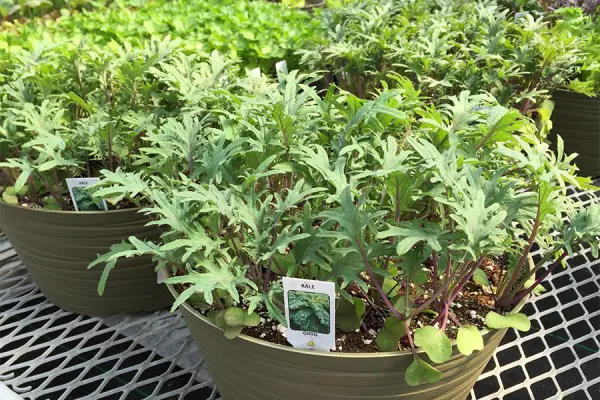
[0, 199, 142, 215]
[165, 275, 530, 359]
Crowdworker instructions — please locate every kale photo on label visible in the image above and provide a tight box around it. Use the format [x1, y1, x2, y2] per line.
[288, 290, 331, 334]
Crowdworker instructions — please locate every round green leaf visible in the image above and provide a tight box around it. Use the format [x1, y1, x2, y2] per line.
[376, 327, 400, 352]
[405, 356, 442, 386]
[223, 324, 243, 339]
[243, 311, 260, 327]
[456, 325, 484, 356]
[224, 307, 245, 326]
[383, 316, 406, 336]
[485, 311, 531, 332]
[2, 191, 19, 205]
[413, 326, 452, 363]
[214, 310, 226, 329]
[336, 298, 360, 332]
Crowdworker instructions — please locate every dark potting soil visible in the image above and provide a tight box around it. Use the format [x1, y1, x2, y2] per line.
[182, 259, 503, 354]
[0, 187, 137, 211]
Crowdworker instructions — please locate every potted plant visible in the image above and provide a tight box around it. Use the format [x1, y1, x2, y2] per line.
[90, 73, 599, 398]
[0, 40, 240, 315]
[298, 0, 587, 113]
[545, 6, 599, 177]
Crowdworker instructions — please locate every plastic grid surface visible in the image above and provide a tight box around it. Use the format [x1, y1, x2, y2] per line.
[0, 183, 598, 400]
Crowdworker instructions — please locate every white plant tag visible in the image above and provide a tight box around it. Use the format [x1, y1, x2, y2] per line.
[275, 60, 288, 81]
[283, 277, 335, 352]
[248, 67, 261, 78]
[66, 178, 108, 212]
[157, 269, 165, 284]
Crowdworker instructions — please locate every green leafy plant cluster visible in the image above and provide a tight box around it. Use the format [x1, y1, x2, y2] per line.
[299, 0, 595, 110]
[1, 0, 323, 73]
[550, 7, 600, 95]
[0, 38, 244, 209]
[0, 0, 97, 22]
[288, 290, 331, 334]
[89, 71, 599, 385]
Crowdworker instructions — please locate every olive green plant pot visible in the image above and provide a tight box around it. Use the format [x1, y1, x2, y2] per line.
[550, 89, 600, 178]
[168, 283, 521, 400]
[0, 201, 171, 316]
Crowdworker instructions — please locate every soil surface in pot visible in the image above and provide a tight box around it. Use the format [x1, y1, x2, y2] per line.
[0, 186, 137, 211]
[177, 259, 504, 354]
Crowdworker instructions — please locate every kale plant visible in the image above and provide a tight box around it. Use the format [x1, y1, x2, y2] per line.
[299, 0, 592, 110]
[0, 39, 241, 209]
[89, 71, 599, 386]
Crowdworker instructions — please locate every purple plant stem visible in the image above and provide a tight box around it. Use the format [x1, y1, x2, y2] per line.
[508, 253, 568, 307]
[448, 313, 461, 327]
[431, 251, 439, 293]
[448, 257, 485, 304]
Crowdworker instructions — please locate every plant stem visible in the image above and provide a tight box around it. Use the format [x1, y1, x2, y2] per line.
[355, 238, 405, 320]
[431, 251, 438, 293]
[448, 256, 485, 304]
[507, 250, 554, 300]
[507, 252, 568, 307]
[449, 313, 461, 327]
[36, 172, 67, 209]
[404, 319, 416, 356]
[407, 262, 467, 320]
[497, 201, 541, 303]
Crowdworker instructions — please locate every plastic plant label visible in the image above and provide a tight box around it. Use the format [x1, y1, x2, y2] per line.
[66, 178, 108, 212]
[282, 277, 335, 352]
[157, 269, 165, 284]
[248, 67, 261, 78]
[275, 60, 288, 81]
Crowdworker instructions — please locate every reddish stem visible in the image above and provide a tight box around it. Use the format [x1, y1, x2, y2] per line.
[507, 253, 568, 307]
[448, 256, 485, 304]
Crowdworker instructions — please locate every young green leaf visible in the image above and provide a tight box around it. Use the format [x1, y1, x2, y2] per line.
[456, 325, 484, 356]
[485, 312, 531, 332]
[405, 356, 442, 386]
[413, 326, 452, 364]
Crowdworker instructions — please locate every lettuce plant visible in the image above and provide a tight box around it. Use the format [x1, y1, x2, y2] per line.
[1, 0, 323, 73]
[0, 39, 241, 209]
[299, 0, 590, 111]
[90, 72, 599, 385]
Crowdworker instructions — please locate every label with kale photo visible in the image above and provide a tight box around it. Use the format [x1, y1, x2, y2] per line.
[275, 60, 288, 81]
[66, 178, 108, 212]
[282, 277, 335, 352]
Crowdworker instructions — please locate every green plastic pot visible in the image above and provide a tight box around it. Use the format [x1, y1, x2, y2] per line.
[0, 201, 171, 316]
[550, 89, 600, 178]
[167, 282, 525, 400]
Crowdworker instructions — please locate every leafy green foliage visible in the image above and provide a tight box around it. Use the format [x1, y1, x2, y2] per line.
[336, 296, 366, 332]
[1, 0, 322, 73]
[85, 72, 598, 385]
[300, 0, 596, 107]
[376, 317, 406, 352]
[211, 306, 261, 339]
[288, 290, 331, 334]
